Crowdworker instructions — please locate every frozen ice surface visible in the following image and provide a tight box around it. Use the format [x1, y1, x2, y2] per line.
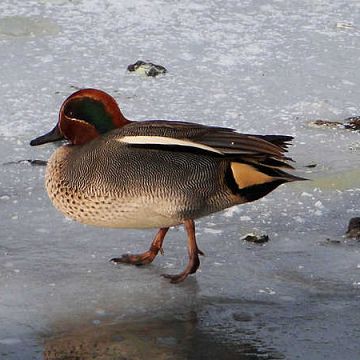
[1, 0, 360, 359]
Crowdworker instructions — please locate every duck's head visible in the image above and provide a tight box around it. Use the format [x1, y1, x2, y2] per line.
[30, 88, 131, 146]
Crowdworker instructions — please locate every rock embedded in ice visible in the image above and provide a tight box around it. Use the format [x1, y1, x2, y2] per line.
[127, 60, 167, 77]
[346, 217, 360, 239]
[308, 119, 343, 129]
[308, 116, 360, 132]
[241, 233, 269, 244]
[343, 116, 360, 131]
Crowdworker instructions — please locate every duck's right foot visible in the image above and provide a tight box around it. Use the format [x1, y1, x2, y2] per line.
[110, 227, 169, 267]
[110, 251, 157, 266]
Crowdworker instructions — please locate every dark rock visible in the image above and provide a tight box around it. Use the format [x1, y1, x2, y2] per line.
[309, 116, 360, 132]
[127, 60, 167, 77]
[309, 119, 343, 129]
[346, 217, 360, 239]
[242, 234, 269, 244]
[344, 116, 360, 131]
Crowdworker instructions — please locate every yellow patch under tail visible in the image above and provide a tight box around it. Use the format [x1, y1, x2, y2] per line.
[230, 162, 274, 189]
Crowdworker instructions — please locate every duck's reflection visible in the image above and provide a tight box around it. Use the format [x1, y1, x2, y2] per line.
[43, 309, 283, 360]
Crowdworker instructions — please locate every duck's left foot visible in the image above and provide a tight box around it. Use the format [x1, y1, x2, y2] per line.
[162, 219, 202, 284]
[162, 252, 200, 283]
[110, 227, 169, 266]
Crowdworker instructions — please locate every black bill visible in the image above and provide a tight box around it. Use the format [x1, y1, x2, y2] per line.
[30, 125, 64, 146]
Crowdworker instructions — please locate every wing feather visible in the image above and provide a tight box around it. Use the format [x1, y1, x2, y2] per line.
[111, 120, 295, 169]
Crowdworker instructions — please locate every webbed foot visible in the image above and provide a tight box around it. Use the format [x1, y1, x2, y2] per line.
[162, 219, 203, 284]
[110, 227, 168, 266]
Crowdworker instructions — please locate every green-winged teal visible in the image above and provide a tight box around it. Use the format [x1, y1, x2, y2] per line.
[31, 88, 305, 283]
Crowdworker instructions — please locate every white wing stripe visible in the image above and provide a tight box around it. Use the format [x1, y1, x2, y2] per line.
[117, 136, 223, 154]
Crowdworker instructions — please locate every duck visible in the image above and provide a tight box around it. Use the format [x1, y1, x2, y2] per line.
[30, 88, 305, 283]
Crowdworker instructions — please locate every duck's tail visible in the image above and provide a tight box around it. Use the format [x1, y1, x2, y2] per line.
[226, 160, 306, 203]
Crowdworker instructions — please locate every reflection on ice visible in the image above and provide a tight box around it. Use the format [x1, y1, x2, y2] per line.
[43, 312, 283, 360]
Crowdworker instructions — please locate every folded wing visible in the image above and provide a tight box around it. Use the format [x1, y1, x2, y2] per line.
[116, 120, 295, 170]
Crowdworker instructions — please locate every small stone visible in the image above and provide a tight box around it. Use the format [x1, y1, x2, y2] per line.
[344, 116, 360, 131]
[242, 233, 269, 244]
[308, 119, 343, 129]
[127, 60, 167, 77]
[346, 217, 360, 239]
[308, 116, 360, 132]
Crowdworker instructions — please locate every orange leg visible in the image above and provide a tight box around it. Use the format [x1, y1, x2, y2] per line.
[110, 227, 169, 266]
[162, 219, 204, 284]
